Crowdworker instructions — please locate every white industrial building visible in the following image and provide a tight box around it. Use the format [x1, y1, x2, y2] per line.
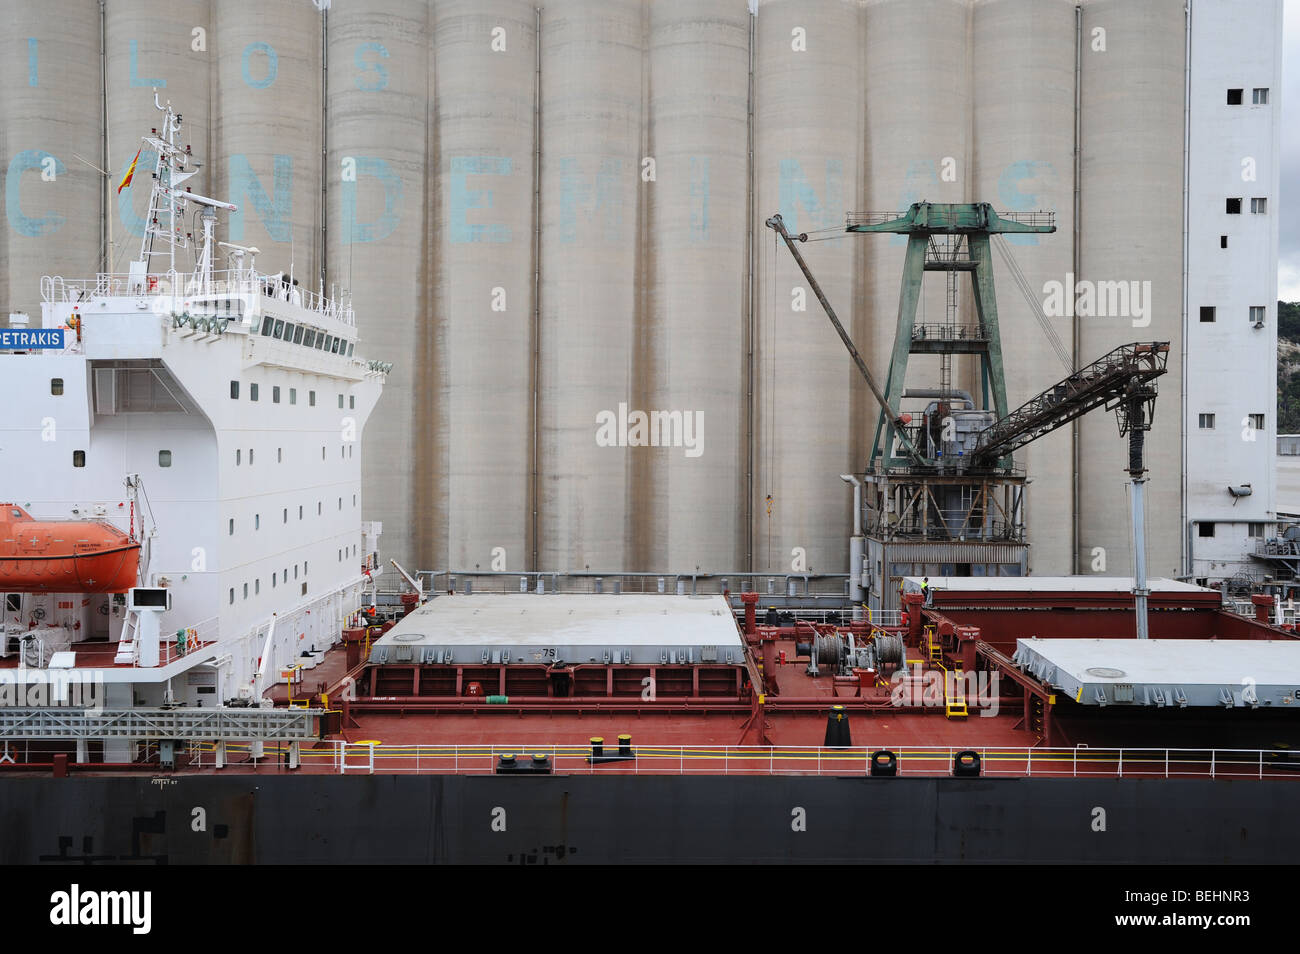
[0, 0, 1283, 590]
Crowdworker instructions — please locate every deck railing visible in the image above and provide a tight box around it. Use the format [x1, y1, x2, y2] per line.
[175, 741, 1300, 781]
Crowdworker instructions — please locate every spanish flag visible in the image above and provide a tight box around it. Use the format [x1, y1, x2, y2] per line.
[117, 147, 142, 194]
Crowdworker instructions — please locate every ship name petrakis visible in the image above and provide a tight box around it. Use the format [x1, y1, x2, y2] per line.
[595, 403, 705, 458]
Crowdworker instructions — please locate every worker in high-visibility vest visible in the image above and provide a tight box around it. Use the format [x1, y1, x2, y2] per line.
[920, 577, 930, 603]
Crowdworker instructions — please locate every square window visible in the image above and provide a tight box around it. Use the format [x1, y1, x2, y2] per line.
[1227, 88, 1243, 105]
[272, 386, 281, 404]
[1220, 235, 1228, 249]
[51, 378, 63, 395]
[250, 383, 259, 401]
[1198, 413, 1215, 429]
[1251, 197, 1267, 214]
[1249, 413, 1265, 430]
[289, 388, 297, 405]
[1250, 305, 1265, 326]
[1253, 87, 1268, 105]
[1225, 198, 1241, 214]
[230, 380, 240, 399]
[73, 450, 85, 467]
[158, 450, 172, 467]
[1199, 522, 1216, 537]
[1249, 522, 1265, 538]
[1199, 306, 1215, 323]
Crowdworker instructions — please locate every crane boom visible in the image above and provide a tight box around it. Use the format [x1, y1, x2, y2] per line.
[764, 214, 924, 465]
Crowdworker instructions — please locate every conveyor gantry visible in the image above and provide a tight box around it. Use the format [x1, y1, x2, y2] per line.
[971, 341, 1170, 465]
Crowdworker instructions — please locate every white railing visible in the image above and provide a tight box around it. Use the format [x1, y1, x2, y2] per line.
[141, 614, 220, 667]
[180, 742, 1300, 781]
[41, 271, 355, 327]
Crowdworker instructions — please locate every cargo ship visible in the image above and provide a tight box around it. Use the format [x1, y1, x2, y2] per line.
[1, 99, 1297, 866]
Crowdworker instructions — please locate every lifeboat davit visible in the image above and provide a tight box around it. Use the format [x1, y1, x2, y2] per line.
[0, 504, 140, 593]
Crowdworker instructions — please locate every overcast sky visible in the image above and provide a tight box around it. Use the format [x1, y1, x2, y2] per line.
[1280, 0, 1299, 300]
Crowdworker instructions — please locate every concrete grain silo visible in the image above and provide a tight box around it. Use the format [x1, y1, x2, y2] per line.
[0, 0, 102, 323]
[971, 0, 1077, 574]
[326, 0, 431, 575]
[537, 0, 646, 572]
[432, 0, 537, 576]
[642, 0, 750, 573]
[213, 0, 323, 289]
[1078, 0, 1186, 579]
[752, 0, 862, 577]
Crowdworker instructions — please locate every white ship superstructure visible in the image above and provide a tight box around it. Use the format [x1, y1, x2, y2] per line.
[0, 97, 389, 719]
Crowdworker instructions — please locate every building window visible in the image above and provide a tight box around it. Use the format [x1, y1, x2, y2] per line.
[1249, 413, 1265, 431]
[250, 383, 259, 401]
[1251, 197, 1267, 214]
[230, 380, 239, 399]
[1198, 523, 1215, 538]
[272, 386, 281, 404]
[289, 388, 297, 405]
[1249, 522, 1265, 538]
[73, 450, 85, 467]
[1198, 413, 1215, 429]
[51, 378, 63, 395]
[1250, 305, 1265, 327]
[1253, 87, 1269, 105]
[1199, 306, 1215, 323]
[1225, 198, 1241, 214]
[229, 518, 234, 535]
[338, 394, 344, 409]
[309, 391, 316, 407]
[1220, 235, 1228, 249]
[1227, 88, 1243, 105]
[158, 450, 172, 467]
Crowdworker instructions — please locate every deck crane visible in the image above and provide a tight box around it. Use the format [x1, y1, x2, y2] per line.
[766, 201, 1168, 635]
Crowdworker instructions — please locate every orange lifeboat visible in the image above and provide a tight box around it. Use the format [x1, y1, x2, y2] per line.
[0, 504, 140, 593]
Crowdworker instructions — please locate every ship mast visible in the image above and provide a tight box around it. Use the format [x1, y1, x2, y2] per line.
[133, 92, 237, 297]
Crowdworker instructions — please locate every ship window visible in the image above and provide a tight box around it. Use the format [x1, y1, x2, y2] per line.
[323, 335, 333, 352]
[348, 343, 354, 357]
[158, 450, 172, 467]
[322, 445, 326, 460]
[1253, 87, 1269, 105]
[289, 388, 297, 405]
[349, 445, 353, 458]
[294, 565, 298, 579]
[338, 394, 344, 409]
[309, 391, 316, 406]
[229, 588, 235, 605]
[1250, 413, 1265, 431]
[318, 502, 322, 515]
[283, 508, 288, 524]
[255, 513, 260, 529]
[273, 319, 285, 339]
[51, 378, 63, 395]
[230, 380, 239, 399]
[250, 383, 259, 402]
[272, 386, 281, 404]
[304, 561, 308, 574]
[1251, 197, 1267, 214]
[72, 450, 85, 467]
[1220, 235, 1228, 249]
[301, 582, 307, 596]
[1199, 523, 1216, 537]
[255, 579, 260, 595]
[236, 449, 241, 465]
[1199, 306, 1215, 323]
[338, 497, 343, 511]
[272, 572, 277, 587]
[341, 446, 345, 460]
[1249, 522, 1265, 538]
[5, 595, 19, 612]
[282, 322, 295, 341]
[298, 505, 303, 520]
[303, 330, 315, 348]
[229, 518, 234, 535]
[332, 338, 342, 355]
[315, 334, 325, 350]
[1198, 413, 1215, 429]
[293, 325, 305, 345]
[261, 316, 273, 336]
[249, 448, 254, 464]
[277, 448, 282, 463]
[1227, 88, 1243, 105]
[1226, 198, 1241, 214]
[353, 494, 357, 507]
[349, 395, 355, 410]
[243, 583, 248, 599]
